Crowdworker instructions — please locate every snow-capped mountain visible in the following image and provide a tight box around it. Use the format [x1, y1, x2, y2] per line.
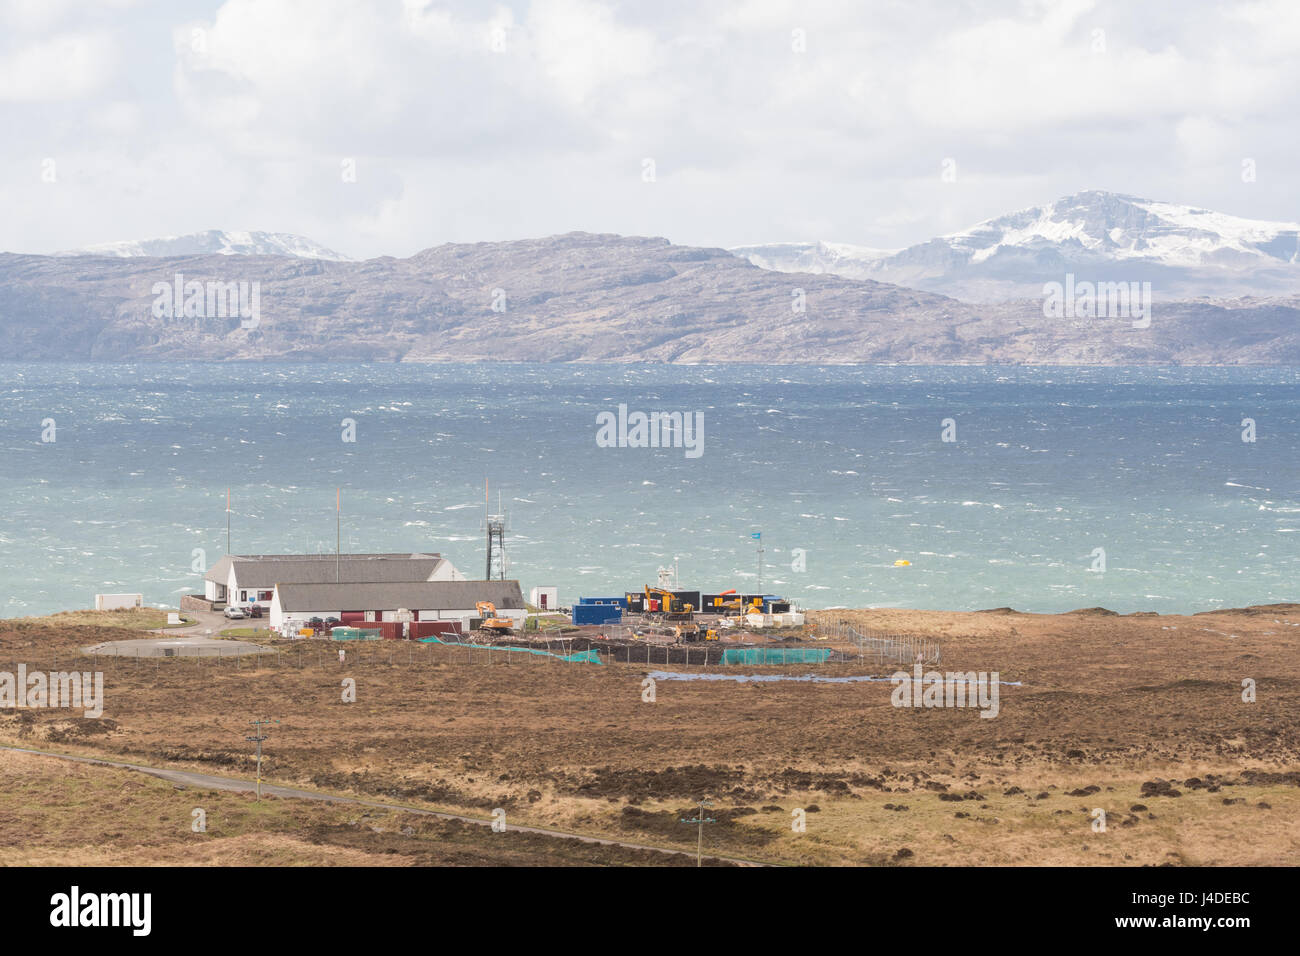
[56, 230, 351, 261]
[735, 241, 898, 281]
[733, 191, 1300, 301]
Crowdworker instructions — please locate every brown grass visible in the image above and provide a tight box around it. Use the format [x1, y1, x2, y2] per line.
[16, 608, 189, 631]
[2, 603, 1298, 865]
[0, 749, 722, 866]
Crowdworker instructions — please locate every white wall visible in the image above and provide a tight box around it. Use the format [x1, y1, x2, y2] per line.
[269, 590, 286, 631]
[429, 561, 467, 582]
[95, 593, 142, 611]
[529, 586, 559, 609]
[268, 593, 527, 634]
[228, 569, 274, 607]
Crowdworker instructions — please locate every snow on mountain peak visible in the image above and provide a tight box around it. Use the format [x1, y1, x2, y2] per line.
[56, 230, 351, 260]
[948, 190, 1300, 269]
[732, 191, 1300, 300]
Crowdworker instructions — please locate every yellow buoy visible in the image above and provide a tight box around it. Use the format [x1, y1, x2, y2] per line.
[894, 559, 911, 567]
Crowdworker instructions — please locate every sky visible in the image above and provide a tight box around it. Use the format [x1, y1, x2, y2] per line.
[1, 0, 1298, 259]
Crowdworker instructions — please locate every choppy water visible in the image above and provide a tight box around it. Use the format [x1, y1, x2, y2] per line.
[1, 363, 1297, 617]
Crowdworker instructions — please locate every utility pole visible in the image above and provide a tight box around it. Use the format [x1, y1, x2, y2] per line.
[245, 718, 278, 800]
[753, 531, 764, 593]
[226, 487, 231, 555]
[679, 798, 716, 867]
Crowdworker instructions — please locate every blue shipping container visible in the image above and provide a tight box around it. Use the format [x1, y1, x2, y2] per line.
[573, 604, 623, 625]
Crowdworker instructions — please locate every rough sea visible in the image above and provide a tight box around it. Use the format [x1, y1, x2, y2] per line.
[2, 363, 1297, 617]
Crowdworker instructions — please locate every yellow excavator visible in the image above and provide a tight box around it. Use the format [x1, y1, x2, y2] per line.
[643, 585, 693, 616]
[475, 601, 514, 635]
[675, 621, 723, 641]
[719, 596, 762, 622]
[643, 586, 721, 642]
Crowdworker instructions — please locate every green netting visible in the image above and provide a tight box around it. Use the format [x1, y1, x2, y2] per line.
[719, 647, 832, 665]
[418, 634, 602, 664]
[330, 627, 381, 641]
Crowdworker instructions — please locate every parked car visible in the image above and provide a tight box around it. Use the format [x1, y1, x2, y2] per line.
[323, 616, 341, 628]
[244, 604, 263, 618]
[223, 606, 246, 620]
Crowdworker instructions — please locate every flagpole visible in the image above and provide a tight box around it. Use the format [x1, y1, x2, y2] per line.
[226, 487, 231, 555]
[336, 488, 340, 583]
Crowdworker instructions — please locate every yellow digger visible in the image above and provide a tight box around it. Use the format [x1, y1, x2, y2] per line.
[642, 586, 721, 642]
[719, 595, 762, 622]
[643, 585, 693, 617]
[475, 601, 514, 635]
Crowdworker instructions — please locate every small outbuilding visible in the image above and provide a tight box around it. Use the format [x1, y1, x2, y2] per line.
[529, 586, 559, 610]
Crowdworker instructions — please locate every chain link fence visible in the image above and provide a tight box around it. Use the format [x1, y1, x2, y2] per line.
[812, 622, 941, 668]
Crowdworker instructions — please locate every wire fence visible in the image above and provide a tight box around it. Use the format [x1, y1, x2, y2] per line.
[54, 636, 844, 675]
[37, 626, 937, 680]
[811, 622, 941, 667]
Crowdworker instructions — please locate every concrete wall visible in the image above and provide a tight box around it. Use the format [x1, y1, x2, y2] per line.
[181, 594, 216, 612]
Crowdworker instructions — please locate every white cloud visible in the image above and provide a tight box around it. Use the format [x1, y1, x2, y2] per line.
[0, 32, 117, 101]
[1, 0, 1298, 257]
[528, 0, 657, 106]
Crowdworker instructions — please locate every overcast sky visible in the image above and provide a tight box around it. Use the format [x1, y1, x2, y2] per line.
[2, 0, 1298, 259]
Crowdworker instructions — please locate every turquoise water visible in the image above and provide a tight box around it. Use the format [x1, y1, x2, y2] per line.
[1, 363, 1297, 617]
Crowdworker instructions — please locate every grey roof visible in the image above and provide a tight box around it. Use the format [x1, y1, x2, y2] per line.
[275, 580, 524, 613]
[206, 553, 445, 586]
[205, 554, 235, 584]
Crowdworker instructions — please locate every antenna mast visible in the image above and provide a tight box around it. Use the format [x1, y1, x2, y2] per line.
[485, 479, 507, 581]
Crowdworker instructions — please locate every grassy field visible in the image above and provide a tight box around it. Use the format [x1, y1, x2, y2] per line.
[17, 609, 194, 630]
[218, 627, 274, 639]
[1, 604, 1297, 865]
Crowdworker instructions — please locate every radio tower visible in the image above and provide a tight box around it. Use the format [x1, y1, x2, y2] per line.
[485, 479, 507, 581]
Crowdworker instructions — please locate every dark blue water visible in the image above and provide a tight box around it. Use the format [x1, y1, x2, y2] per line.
[1, 363, 1297, 616]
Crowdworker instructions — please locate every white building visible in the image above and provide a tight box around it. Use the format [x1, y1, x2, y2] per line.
[95, 593, 143, 611]
[529, 586, 559, 610]
[202, 553, 465, 609]
[269, 580, 526, 635]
